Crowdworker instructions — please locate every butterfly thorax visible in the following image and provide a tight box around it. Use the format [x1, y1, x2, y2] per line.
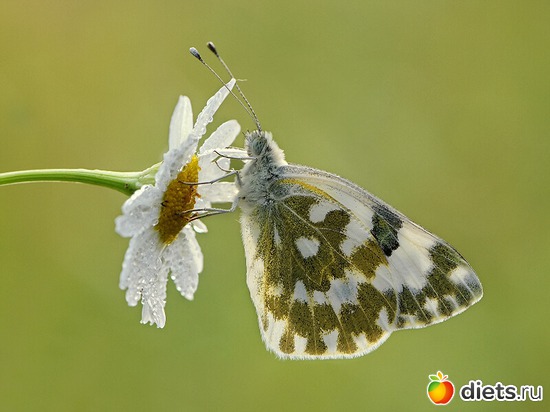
[237, 131, 287, 210]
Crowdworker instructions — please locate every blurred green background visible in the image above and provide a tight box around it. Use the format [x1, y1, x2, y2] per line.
[1, 1, 548, 411]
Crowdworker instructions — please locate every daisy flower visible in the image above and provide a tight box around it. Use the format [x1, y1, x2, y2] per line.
[115, 79, 240, 327]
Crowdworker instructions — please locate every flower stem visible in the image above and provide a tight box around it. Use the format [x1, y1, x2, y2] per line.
[0, 166, 159, 196]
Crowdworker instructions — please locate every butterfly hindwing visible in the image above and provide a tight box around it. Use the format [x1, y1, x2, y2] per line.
[242, 192, 394, 358]
[241, 164, 482, 359]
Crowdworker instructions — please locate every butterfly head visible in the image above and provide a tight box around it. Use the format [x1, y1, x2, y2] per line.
[244, 130, 287, 167]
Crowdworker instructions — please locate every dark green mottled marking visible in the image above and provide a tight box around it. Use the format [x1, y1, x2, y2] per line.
[280, 196, 351, 288]
[397, 286, 431, 326]
[339, 285, 397, 350]
[427, 243, 467, 315]
[371, 204, 402, 256]
[255, 179, 398, 356]
[395, 242, 482, 329]
[431, 242, 462, 273]
[350, 239, 388, 279]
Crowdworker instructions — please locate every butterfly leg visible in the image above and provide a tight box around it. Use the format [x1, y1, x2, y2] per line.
[178, 169, 239, 186]
[214, 148, 254, 161]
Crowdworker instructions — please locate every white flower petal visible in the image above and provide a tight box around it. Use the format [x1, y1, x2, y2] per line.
[198, 152, 228, 182]
[198, 182, 238, 203]
[164, 229, 203, 300]
[140, 264, 169, 328]
[216, 157, 231, 172]
[119, 228, 163, 302]
[191, 220, 208, 234]
[115, 185, 161, 237]
[154, 80, 235, 191]
[195, 196, 207, 206]
[193, 198, 212, 227]
[119, 228, 169, 328]
[141, 299, 166, 328]
[194, 197, 210, 210]
[190, 79, 236, 141]
[168, 96, 193, 150]
[192, 192, 212, 232]
[199, 119, 241, 155]
[154, 138, 198, 191]
[215, 147, 248, 158]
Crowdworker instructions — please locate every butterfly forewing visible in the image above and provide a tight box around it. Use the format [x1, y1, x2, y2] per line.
[283, 166, 483, 328]
[241, 164, 482, 359]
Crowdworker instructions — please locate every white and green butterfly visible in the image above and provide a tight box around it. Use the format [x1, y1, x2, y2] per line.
[237, 130, 482, 359]
[193, 44, 483, 360]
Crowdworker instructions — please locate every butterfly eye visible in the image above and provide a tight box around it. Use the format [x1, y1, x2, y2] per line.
[245, 131, 267, 157]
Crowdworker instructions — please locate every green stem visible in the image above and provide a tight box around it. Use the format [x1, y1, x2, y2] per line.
[0, 165, 159, 196]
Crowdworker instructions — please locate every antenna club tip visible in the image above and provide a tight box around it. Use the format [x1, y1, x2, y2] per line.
[189, 47, 202, 60]
[207, 41, 219, 56]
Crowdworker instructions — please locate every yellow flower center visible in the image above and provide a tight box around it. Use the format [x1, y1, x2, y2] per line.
[155, 155, 200, 244]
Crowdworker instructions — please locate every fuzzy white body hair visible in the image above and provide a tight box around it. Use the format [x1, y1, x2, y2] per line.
[237, 131, 287, 212]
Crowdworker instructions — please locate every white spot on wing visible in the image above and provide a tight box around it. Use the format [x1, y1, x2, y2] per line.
[263, 313, 286, 353]
[399, 221, 437, 251]
[423, 298, 440, 317]
[295, 236, 320, 258]
[352, 333, 368, 349]
[293, 280, 308, 302]
[273, 225, 281, 246]
[376, 307, 391, 331]
[340, 219, 373, 256]
[268, 282, 284, 297]
[309, 202, 339, 223]
[313, 290, 328, 305]
[327, 271, 360, 314]
[294, 335, 308, 354]
[311, 181, 375, 230]
[323, 330, 339, 354]
[448, 266, 482, 305]
[449, 265, 473, 284]
[382, 222, 437, 292]
[398, 314, 419, 328]
[444, 295, 459, 310]
[372, 264, 394, 293]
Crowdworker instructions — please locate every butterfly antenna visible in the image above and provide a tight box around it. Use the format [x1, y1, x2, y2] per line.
[190, 46, 262, 132]
[207, 42, 262, 132]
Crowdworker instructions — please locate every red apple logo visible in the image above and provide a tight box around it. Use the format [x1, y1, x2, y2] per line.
[427, 371, 455, 405]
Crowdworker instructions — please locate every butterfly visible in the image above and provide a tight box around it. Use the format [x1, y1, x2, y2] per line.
[192, 43, 483, 360]
[236, 130, 483, 359]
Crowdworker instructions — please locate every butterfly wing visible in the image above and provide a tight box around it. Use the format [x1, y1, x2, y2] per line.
[240, 164, 482, 359]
